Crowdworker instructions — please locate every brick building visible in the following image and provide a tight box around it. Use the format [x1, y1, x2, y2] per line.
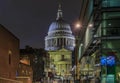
[0, 24, 20, 83]
[16, 62, 33, 83]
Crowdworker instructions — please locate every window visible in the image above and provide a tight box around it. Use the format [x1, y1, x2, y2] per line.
[102, 0, 120, 7]
[61, 55, 65, 61]
[8, 50, 12, 65]
[9, 54, 11, 64]
[102, 12, 120, 36]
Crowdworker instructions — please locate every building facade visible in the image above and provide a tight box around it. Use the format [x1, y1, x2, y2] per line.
[0, 24, 21, 83]
[45, 4, 75, 81]
[16, 62, 33, 83]
[78, 0, 120, 83]
[20, 46, 47, 83]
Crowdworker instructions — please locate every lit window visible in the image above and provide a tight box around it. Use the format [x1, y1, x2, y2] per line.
[8, 50, 12, 65]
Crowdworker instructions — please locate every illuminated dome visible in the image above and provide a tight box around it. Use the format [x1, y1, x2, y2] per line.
[48, 19, 72, 34]
[45, 4, 75, 51]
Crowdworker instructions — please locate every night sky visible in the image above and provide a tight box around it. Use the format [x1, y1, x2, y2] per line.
[0, 0, 81, 49]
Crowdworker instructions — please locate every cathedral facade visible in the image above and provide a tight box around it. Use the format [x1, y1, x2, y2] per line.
[45, 4, 75, 79]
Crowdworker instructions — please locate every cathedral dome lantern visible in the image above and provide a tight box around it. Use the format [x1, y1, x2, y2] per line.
[45, 3, 75, 51]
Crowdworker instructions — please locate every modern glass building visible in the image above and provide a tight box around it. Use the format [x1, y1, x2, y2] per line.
[78, 0, 120, 83]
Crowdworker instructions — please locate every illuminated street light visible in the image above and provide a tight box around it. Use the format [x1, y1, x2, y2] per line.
[73, 22, 93, 83]
[88, 23, 93, 27]
[74, 22, 93, 28]
[72, 21, 81, 83]
[75, 23, 81, 29]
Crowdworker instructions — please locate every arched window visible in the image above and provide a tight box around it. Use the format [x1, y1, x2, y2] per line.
[8, 50, 12, 65]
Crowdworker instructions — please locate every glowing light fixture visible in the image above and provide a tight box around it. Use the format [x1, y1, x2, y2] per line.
[88, 23, 93, 27]
[100, 56, 115, 66]
[75, 23, 81, 28]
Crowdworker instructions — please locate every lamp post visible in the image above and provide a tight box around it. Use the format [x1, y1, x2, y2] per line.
[72, 22, 93, 83]
[72, 22, 81, 83]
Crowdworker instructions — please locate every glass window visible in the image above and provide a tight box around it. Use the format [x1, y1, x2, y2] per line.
[102, 39, 120, 49]
[103, 12, 120, 19]
[102, 0, 120, 7]
[101, 39, 120, 61]
[84, 0, 93, 22]
[8, 50, 12, 65]
[101, 39, 120, 70]
[102, 19, 120, 36]
[102, 12, 120, 36]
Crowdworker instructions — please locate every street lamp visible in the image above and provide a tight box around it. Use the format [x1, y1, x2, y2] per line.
[72, 22, 93, 83]
[71, 21, 81, 83]
[75, 23, 81, 29]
